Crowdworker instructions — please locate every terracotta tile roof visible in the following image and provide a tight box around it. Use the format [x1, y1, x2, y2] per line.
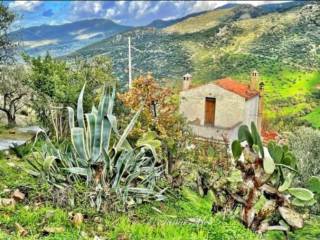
[181, 77, 259, 100]
[215, 78, 259, 100]
[262, 130, 279, 143]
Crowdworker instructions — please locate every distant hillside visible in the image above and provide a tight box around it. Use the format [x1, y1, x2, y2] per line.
[66, 2, 320, 129]
[9, 18, 132, 56]
[66, 27, 193, 84]
[67, 2, 317, 83]
[146, 11, 207, 29]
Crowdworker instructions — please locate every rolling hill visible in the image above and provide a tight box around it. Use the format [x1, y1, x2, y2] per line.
[66, 2, 320, 129]
[9, 18, 132, 56]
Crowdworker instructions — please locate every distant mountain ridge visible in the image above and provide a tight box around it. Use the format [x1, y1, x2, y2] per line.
[10, 1, 308, 58]
[146, 11, 207, 29]
[9, 18, 132, 56]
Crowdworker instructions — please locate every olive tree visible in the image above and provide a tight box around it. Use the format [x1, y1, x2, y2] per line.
[24, 53, 115, 133]
[0, 3, 16, 64]
[0, 65, 31, 126]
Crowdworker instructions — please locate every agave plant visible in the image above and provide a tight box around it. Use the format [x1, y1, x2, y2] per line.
[28, 84, 165, 210]
[212, 122, 317, 233]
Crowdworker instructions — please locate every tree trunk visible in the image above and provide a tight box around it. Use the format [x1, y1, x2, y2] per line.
[5, 110, 16, 127]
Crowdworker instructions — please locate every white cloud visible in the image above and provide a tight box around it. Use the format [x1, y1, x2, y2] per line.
[22, 39, 59, 48]
[189, 1, 220, 13]
[128, 1, 152, 18]
[71, 1, 103, 16]
[105, 8, 116, 19]
[162, 16, 176, 21]
[9, 1, 42, 12]
[149, 1, 166, 14]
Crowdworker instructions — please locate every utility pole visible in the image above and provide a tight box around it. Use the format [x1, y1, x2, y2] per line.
[128, 37, 132, 89]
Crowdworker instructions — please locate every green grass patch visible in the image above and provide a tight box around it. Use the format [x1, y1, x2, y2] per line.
[303, 106, 320, 129]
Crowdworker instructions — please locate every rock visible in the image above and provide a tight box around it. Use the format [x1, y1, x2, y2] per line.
[15, 222, 28, 236]
[0, 198, 16, 207]
[12, 189, 25, 201]
[279, 207, 304, 229]
[72, 213, 84, 227]
[2, 188, 11, 194]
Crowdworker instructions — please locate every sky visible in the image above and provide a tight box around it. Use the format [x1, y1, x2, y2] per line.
[5, 1, 291, 28]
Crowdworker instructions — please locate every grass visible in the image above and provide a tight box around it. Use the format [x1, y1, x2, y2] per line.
[1, 150, 320, 239]
[303, 106, 320, 128]
[0, 152, 259, 239]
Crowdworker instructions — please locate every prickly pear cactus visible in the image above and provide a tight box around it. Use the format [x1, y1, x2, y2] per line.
[215, 122, 317, 233]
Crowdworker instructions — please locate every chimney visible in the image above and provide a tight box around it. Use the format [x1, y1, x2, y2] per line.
[182, 73, 192, 90]
[250, 70, 259, 91]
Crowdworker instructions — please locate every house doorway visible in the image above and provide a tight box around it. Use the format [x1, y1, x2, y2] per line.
[205, 97, 216, 125]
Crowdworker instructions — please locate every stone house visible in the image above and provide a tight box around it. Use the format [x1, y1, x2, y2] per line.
[179, 71, 263, 142]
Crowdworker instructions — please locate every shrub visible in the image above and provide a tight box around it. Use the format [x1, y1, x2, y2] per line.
[288, 127, 320, 184]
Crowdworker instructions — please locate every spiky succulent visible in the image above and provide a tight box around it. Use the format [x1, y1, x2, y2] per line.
[28, 84, 165, 210]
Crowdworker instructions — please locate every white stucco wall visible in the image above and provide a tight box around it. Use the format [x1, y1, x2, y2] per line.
[179, 83, 246, 129]
[244, 95, 259, 127]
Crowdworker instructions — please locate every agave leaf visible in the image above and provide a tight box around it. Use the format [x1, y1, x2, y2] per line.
[127, 187, 155, 195]
[66, 167, 88, 176]
[288, 188, 314, 201]
[112, 150, 134, 189]
[278, 173, 294, 192]
[308, 176, 320, 194]
[107, 88, 115, 115]
[108, 114, 132, 150]
[85, 113, 96, 156]
[102, 98, 112, 151]
[115, 107, 142, 152]
[92, 95, 107, 162]
[67, 107, 75, 129]
[77, 83, 86, 129]
[91, 105, 98, 115]
[231, 140, 242, 160]
[71, 127, 88, 161]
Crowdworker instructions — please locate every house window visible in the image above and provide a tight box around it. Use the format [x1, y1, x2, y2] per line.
[205, 97, 216, 125]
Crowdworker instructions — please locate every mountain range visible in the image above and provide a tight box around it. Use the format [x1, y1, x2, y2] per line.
[9, 18, 132, 56]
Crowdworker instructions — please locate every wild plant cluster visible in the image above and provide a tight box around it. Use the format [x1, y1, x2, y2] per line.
[209, 123, 319, 233]
[27, 85, 165, 211]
